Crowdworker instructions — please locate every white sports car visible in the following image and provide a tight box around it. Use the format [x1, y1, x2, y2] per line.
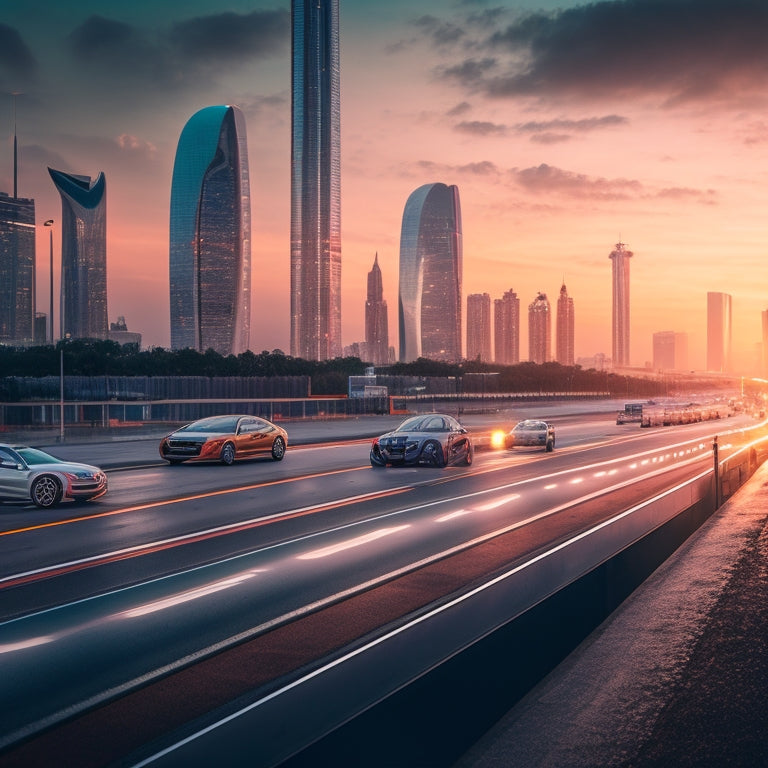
[0, 443, 108, 509]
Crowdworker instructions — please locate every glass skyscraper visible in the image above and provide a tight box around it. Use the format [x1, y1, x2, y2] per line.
[467, 292, 491, 362]
[169, 105, 251, 356]
[494, 289, 520, 365]
[556, 282, 575, 366]
[398, 183, 463, 363]
[707, 291, 732, 373]
[365, 253, 389, 365]
[610, 241, 632, 368]
[528, 292, 551, 364]
[291, 0, 341, 361]
[0, 193, 36, 344]
[49, 168, 107, 340]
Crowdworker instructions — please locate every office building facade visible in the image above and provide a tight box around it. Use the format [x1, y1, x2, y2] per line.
[610, 241, 632, 368]
[707, 292, 732, 373]
[556, 282, 575, 366]
[365, 253, 389, 365]
[399, 183, 463, 363]
[528, 292, 551, 364]
[494, 289, 520, 365]
[169, 105, 251, 356]
[653, 331, 689, 371]
[0, 193, 36, 344]
[467, 293, 491, 362]
[49, 168, 107, 340]
[291, 0, 342, 360]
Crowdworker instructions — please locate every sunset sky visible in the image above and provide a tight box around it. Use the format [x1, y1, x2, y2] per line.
[2, 0, 767, 372]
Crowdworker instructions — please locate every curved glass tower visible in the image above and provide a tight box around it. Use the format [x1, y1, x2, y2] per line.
[48, 168, 107, 340]
[398, 183, 462, 362]
[291, 0, 342, 361]
[170, 105, 251, 355]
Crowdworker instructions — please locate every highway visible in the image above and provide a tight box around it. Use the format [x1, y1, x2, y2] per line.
[0, 407, 765, 767]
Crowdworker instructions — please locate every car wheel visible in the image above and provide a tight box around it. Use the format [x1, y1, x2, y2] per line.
[220, 442, 236, 465]
[464, 443, 474, 465]
[546, 438, 554, 452]
[31, 475, 63, 509]
[271, 436, 286, 461]
[420, 440, 445, 467]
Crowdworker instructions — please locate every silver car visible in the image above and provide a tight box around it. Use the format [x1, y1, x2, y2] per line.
[505, 420, 556, 452]
[370, 413, 474, 468]
[0, 443, 108, 509]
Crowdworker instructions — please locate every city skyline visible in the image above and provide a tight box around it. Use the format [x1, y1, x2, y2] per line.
[2, 0, 768, 371]
[169, 105, 251, 356]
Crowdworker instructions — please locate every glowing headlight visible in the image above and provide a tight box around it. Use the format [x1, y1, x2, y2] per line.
[490, 430, 507, 449]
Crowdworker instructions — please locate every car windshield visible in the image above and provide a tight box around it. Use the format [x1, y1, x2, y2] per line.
[395, 415, 452, 433]
[514, 421, 545, 432]
[178, 416, 239, 434]
[14, 447, 62, 465]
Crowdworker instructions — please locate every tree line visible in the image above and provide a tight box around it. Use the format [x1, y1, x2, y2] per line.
[0, 339, 671, 398]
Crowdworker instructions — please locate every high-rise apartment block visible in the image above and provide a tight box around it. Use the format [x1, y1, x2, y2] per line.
[49, 168, 107, 340]
[169, 105, 251, 356]
[653, 331, 689, 371]
[291, 0, 342, 360]
[528, 292, 551, 364]
[365, 253, 389, 365]
[555, 282, 574, 366]
[610, 241, 632, 368]
[707, 292, 732, 373]
[466, 293, 491, 362]
[399, 183, 463, 363]
[0, 192, 36, 344]
[494, 289, 520, 365]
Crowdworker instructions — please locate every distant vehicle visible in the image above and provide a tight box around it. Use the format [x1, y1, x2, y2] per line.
[0, 443, 108, 509]
[502, 420, 555, 452]
[616, 402, 644, 424]
[159, 415, 288, 465]
[370, 413, 473, 468]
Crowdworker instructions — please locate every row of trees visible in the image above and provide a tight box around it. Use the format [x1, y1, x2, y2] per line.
[0, 340, 669, 398]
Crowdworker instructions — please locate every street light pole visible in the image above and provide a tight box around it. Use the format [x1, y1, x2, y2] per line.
[44, 219, 54, 343]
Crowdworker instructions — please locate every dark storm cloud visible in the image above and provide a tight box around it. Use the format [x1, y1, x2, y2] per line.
[168, 9, 289, 61]
[442, 0, 768, 105]
[0, 23, 38, 82]
[66, 10, 288, 84]
[414, 15, 465, 46]
[516, 116, 628, 133]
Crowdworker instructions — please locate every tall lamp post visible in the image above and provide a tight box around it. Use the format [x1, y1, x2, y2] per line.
[44, 219, 54, 343]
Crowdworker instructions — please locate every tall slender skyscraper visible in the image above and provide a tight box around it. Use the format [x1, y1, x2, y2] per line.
[610, 241, 632, 368]
[528, 292, 551, 364]
[365, 253, 389, 365]
[291, 0, 341, 360]
[466, 293, 491, 362]
[0, 193, 35, 344]
[707, 292, 732, 373]
[49, 168, 107, 340]
[399, 183, 463, 363]
[494, 289, 520, 365]
[556, 282, 575, 366]
[0, 110, 36, 345]
[169, 105, 251, 356]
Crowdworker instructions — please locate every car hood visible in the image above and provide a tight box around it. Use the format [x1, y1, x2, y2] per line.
[28, 461, 103, 474]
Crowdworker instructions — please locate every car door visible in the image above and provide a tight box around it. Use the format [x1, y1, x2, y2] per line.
[0, 447, 29, 501]
[234, 417, 262, 457]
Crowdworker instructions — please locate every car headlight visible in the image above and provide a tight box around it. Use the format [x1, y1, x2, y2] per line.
[490, 430, 507, 449]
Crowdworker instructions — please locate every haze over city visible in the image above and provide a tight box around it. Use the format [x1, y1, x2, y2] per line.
[2, 0, 767, 371]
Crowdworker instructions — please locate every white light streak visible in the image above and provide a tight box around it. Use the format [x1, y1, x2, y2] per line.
[297, 526, 410, 560]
